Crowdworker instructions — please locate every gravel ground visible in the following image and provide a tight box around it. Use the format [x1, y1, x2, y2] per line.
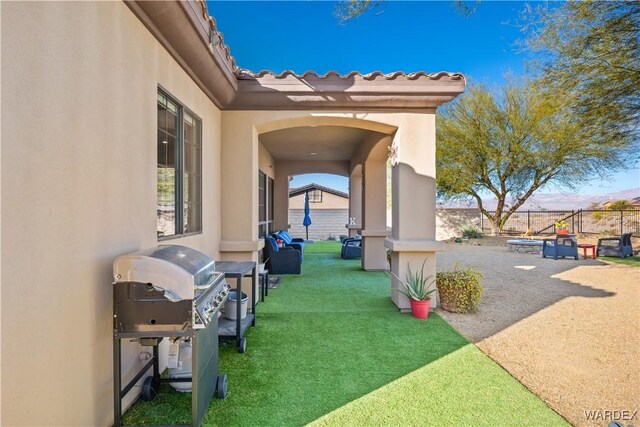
[437, 241, 640, 426]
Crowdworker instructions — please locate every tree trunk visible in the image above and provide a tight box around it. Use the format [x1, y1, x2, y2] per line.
[490, 220, 502, 236]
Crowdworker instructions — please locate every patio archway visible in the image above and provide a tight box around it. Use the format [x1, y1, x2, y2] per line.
[255, 115, 395, 270]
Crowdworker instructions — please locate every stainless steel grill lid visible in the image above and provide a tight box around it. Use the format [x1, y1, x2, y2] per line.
[113, 245, 216, 300]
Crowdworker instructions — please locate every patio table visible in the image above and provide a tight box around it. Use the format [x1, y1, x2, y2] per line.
[577, 243, 597, 260]
[216, 261, 256, 353]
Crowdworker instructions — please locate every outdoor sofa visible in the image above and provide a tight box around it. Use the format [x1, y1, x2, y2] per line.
[272, 230, 305, 257]
[264, 236, 302, 275]
[542, 235, 579, 260]
[597, 233, 634, 258]
[341, 237, 362, 259]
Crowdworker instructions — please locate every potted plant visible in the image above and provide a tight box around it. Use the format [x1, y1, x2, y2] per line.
[391, 259, 436, 319]
[554, 220, 569, 235]
[436, 264, 483, 313]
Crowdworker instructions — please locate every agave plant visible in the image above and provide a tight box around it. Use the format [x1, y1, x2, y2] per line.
[391, 259, 436, 301]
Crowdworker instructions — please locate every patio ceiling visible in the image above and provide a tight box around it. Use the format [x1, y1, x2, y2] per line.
[259, 126, 385, 161]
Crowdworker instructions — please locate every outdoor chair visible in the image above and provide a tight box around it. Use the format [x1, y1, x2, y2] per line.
[341, 237, 362, 259]
[597, 233, 633, 258]
[273, 230, 305, 257]
[264, 236, 302, 275]
[542, 235, 579, 260]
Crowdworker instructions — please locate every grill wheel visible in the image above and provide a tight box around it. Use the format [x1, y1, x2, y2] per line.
[216, 374, 228, 399]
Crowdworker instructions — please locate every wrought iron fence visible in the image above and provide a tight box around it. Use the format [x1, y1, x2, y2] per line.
[479, 209, 640, 236]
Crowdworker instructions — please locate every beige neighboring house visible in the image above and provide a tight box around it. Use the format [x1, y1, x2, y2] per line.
[1, 1, 465, 425]
[288, 184, 349, 240]
[602, 198, 640, 209]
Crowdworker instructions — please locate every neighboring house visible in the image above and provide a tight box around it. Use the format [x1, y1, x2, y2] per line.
[603, 199, 640, 209]
[1, 1, 465, 425]
[288, 184, 349, 240]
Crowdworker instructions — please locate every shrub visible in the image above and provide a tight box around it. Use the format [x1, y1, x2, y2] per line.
[460, 223, 483, 238]
[436, 265, 483, 313]
[327, 234, 336, 241]
[600, 228, 618, 237]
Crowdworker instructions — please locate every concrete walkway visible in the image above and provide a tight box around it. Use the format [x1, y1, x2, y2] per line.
[437, 245, 640, 426]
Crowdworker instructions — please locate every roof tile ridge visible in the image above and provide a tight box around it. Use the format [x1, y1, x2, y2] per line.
[234, 68, 466, 83]
[195, 0, 240, 72]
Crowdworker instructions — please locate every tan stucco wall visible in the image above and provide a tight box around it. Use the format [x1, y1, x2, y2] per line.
[258, 142, 275, 180]
[1, 2, 222, 425]
[289, 191, 348, 210]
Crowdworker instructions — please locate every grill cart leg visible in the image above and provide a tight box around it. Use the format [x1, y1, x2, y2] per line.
[141, 339, 162, 401]
[113, 335, 122, 426]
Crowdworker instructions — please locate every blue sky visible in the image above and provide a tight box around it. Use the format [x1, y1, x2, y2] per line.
[209, 1, 639, 195]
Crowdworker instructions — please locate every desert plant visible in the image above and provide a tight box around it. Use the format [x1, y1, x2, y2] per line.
[436, 264, 483, 313]
[554, 219, 569, 229]
[460, 223, 483, 239]
[606, 200, 633, 210]
[600, 228, 618, 237]
[391, 259, 436, 301]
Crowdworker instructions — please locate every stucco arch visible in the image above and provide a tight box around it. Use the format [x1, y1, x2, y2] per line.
[278, 160, 350, 178]
[255, 115, 398, 136]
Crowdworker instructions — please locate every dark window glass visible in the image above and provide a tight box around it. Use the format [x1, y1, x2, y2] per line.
[157, 90, 202, 238]
[258, 171, 266, 223]
[268, 178, 274, 234]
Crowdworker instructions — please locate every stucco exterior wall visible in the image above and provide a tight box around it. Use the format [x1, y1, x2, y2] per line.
[289, 209, 349, 240]
[289, 191, 348, 210]
[1, 2, 222, 425]
[258, 142, 275, 180]
[436, 208, 483, 240]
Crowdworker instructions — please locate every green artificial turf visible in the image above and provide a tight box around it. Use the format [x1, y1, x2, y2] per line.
[599, 255, 640, 266]
[124, 241, 566, 426]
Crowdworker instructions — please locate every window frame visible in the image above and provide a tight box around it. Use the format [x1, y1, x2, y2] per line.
[258, 171, 275, 238]
[309, 189, 323, 203]
[157, 86, 203, 241]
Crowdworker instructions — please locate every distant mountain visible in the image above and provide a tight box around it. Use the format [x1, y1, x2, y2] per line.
[438, 188, 640, 210]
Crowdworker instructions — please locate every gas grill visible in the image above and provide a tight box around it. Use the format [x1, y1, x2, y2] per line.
[112, 245, 230, 426]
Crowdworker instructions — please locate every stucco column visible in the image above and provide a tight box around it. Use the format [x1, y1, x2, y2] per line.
[273, 165, 290, 231]
[361, 159, 388, 270]
[385, 114, 444, 311]
[347, 167, 362, 237]
[220, 113, 262, 301]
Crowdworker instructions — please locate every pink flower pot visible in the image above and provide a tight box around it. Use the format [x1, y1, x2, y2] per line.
[410, 299, 431, 319]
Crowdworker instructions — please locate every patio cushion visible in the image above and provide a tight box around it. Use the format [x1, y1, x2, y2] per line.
[276, 231, 293, 244]
[265, 236, 279, 253]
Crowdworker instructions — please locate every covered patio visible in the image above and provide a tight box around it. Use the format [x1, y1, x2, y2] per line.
[220, 71, 466, 311]
[124, 242, 566, 425]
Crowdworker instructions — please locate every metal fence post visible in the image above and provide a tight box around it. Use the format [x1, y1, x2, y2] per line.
[579, 210, 582, 234]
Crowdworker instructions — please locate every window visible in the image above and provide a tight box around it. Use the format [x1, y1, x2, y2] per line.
[268, 177, 274, 234]
[258, 171, 267, 238]
[309, 189, 322, 203]
[258, 172, 275, 238]
[157, 89, 202, 239]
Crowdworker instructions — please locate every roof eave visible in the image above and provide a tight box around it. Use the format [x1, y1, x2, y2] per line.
[125, 0, 467, 112]
[126, 0, 237, 108]
[228, 72, 466, 111]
